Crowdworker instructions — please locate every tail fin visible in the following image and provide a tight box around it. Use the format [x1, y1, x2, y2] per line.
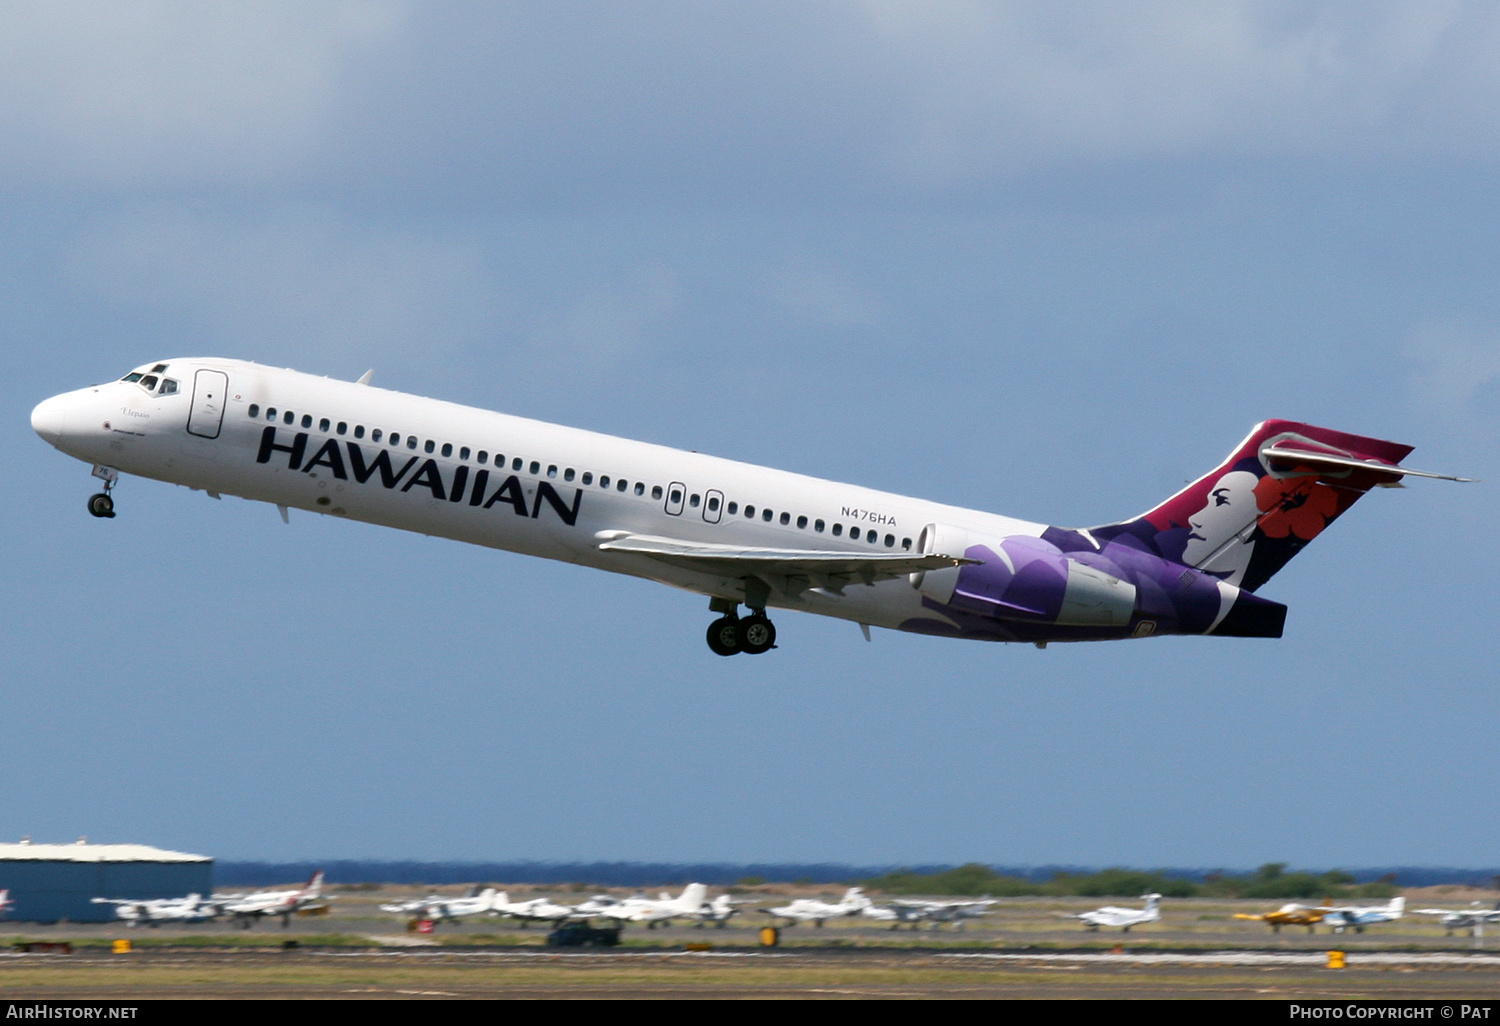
[1390, 896, 1406, 914]
[304, 870, 324, 897]
[679, 883, 708, 910]
[1095, 420, 1417, 591]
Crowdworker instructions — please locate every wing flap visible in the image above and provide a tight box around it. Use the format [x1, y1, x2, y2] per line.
[595, 531, 974, 587]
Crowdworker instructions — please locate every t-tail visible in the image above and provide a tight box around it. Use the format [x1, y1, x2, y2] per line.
[1093, 420, 1469, 594]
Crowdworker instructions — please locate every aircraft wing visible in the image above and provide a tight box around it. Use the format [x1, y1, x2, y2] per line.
[595, 532, 975, 592]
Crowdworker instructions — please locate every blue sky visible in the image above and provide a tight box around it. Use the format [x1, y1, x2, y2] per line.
[6, 1, 1498, 868]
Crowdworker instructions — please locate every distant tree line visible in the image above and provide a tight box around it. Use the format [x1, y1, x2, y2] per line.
[861, 862, 1400, 899]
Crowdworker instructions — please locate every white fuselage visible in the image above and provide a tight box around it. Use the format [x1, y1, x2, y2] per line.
[32, 358, 1044, 636]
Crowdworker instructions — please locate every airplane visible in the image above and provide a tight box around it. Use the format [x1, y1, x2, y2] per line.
[490, 892, 581, 929]
[764, 887, 874, 927]
[216, 870, 329, 929]
[577, 883, 710, 929]
[1321, 896, 1405, 934]
[31, 359, 1471, 654]
[90, 893, 221, 927]
[1412, 901, 1500, 938]
[0, 890, 11, 918]
[1232, 901, 1330, 934]
[694, 893, 756, 928]
[378, 886, 499, 924]
[864, 897, 997, 930]
[1066, 893, 1161, 932]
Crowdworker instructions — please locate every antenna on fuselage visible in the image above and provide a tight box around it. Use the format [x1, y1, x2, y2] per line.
[356, 369, 374, 385]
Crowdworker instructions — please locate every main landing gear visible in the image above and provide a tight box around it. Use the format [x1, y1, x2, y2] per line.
[87, 465, 118, 519]
[705, 601, 776, 657]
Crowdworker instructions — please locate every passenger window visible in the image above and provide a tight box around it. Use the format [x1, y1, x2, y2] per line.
[708, 496, 720, 512]
[284, 411, 295, 425]
[302, 415, 312, 428]
[477, 451, 486, 464]
[744, 505, 755, 517]
[369, 428, 380, 441]
[582, 472, 592, 485]
[529, 460, 540, 475]
[690, 494, 700, 508]
[634, 482, 645, 496]
[850, 528, 860, 540]
[815, 519, 825, 532]
[796, 515, 807, 528]
[159, 379, 178, 395]
[140, 375, 159, 391]
[424, 439, 435, 453]
[564, 468, 575, 482]
[337, 422, 347, 435]
[319, 418, 330, 432]
[618, 480, 628, 492]
[901, 538, 912, 550]
[727, 502, 737, 515]
[266, 407, 277, 421]
[443, 443, 454, 458]
[884, 534, 895, 547]
[249, 404, 260, 418]
[779, 512, 790, 525]
[670, 488, 682, 504]
[763, 509, 773, 522]
[869, 532, 879, 544]
[833, 524, 843, 537]
[408, 436, 419, 450]
[652, 485, 663, 500]
[389, 433, 400, 446]
[600, 476, 610, 488]
[547, 465, 557, 478]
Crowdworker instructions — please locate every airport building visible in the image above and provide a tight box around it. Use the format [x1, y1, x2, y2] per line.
[0, 840, 213, 922]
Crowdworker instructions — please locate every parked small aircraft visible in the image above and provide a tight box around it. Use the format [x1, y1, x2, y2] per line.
[765, 887, 874, 927]
[216, 871, 329, 929]
[379, 886, 498, 924]
[491, 892, 580, 928]
[91, 893, 221, 927]
[865, 898, 997, 930]
[694, 894, 753, 928]
[1412, 901, 1500, 937]
[1232, 901, 1330, 934]
[1067, 893, 1162, 932]
[581, 884, 710, 929]
[1322, 896, 1405, 934]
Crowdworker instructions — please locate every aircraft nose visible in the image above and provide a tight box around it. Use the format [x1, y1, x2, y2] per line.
[31, 395, 68, 445]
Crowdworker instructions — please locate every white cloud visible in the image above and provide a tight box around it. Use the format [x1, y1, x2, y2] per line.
[1405, 320, 1500, 411]
[68, 205, 498, 376]
[0, 0, 407, 183]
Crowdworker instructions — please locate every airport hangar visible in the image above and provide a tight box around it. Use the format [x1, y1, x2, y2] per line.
[0, 840, 212, 922]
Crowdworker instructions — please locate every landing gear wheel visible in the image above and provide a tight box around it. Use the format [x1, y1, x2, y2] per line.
[706, 617, 741, 656]
[87, 493, 115, 519]
[739, 614, 776, 654]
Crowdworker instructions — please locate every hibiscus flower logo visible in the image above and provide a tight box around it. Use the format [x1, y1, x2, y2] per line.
[1253, 471, 1338, 540]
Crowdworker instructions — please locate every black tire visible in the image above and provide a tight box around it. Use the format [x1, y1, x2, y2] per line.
[740, 614, 776, 654]
[706, 617, 741, 656]
[87, 493, 115, 518]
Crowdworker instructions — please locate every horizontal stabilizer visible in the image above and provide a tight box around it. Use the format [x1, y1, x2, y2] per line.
[1263, 444, 1477, 483]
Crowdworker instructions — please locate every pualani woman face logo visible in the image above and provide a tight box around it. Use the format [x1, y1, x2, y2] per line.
[1183, 469, 1259, 584]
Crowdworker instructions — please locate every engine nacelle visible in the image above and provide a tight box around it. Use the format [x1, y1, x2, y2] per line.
[911, 525, 1137, 627]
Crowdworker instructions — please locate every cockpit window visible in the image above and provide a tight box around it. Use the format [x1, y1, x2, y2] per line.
[158, 378, 178, 395]
[151, 364, 168, 373]
[139, 375, 159, 391]
[121, 372, 143, 383]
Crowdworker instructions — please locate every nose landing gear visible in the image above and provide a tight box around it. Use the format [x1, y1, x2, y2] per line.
[87, 465, 119, 519]
[705, 601, 777, 656]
